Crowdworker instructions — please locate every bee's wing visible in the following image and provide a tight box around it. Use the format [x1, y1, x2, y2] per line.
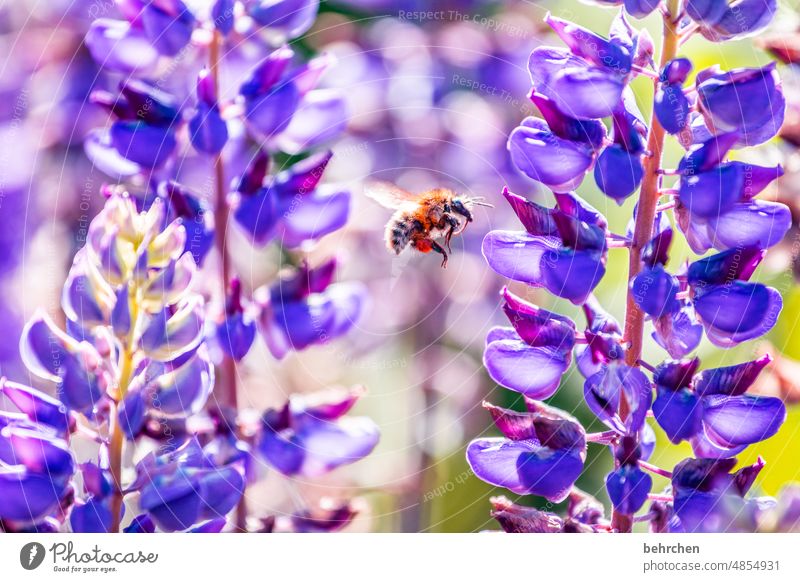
[363, 180, 420, 210]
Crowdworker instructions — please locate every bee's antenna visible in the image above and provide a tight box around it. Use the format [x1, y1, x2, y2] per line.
[472, 201, 494, 208]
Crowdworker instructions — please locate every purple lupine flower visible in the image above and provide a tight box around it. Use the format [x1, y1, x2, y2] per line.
[575, 295, 624, 379]
[70, 461, 115, 533]
[189, 69, 229, 155]
[509, 93, 606, 192]
[623, 0, 660, 18]
[584, 359, 652, 435]
[670, 457, 768, 532]
[654, 58, 693, 135]
[19, 311, 107, 414]
[696, 63, 785, 146]
[256, 387, 379, 477]
[483, 287, 575, 399]
[240, 46, 299, 138]
[86, 81, 181, 176]
[594, 95, 647, 203]
[686, 247, 782, 346]
[133, 438, 245, 532]
[240, 46, 345, 150]
[84, 18, 159, 75]
[256, 258, 366, 359]
[248, 0, 320, 40]
[606, 436, 652, 515]
[0, 379, 72, 435]
[653, 356, 785, 458]
[467, 401, 586, 502]
[0, 386, 75, 524]
[84, 1, 197, 74]
[630, 225, 679, 318]
[652, 298, 704, 359]
[688, 0, 778, 43]
[482, 188, 607, 305]
[63, 190, 213, 430]
[232, 150, 350, 247]
[674, 132, 789, 254]
[215, 277, 256, 361]
[140, 348, 215, 419]
[158, 181, 215, 266]
[529, 13, 634, 120]
[211, 0, 235, 36]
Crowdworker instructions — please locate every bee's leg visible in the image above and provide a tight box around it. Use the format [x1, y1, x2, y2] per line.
[429, 239, 449, 268]
[443, 215, 460, 252]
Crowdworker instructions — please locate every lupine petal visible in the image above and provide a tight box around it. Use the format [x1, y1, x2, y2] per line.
[139, 471, 202, 532]
[249, 0, 320, 39]
[678, 164, 743, 219]
[466, 438, 583, 502]
[655, 83, 691, 134]
[652, 302, 703, 359]
[694, 355, 772, 397]
[686, 0, 727, 24]
[593, 145, 643, 203]
[702, 395, 786, 447]
[84, 129, 143, 178]
[277, 186, 350, 247]
[482, 230, 558, 286]
[703, 0, 777, 42]
[484, 340, 568, 399]
[189, 103, 228, 155]
[140, 1, 195, 57]
[0, 469, 70, 523]
[508, 118, 594, 192]
[0, 380, 70, 434]
[85, 19, 159, 74]
[706, 200, 791, 252]
[693, 283, 782, 347]
[584, 364, 651, 433]
[653, 387, 703, 443]
[624, 0, 660, 18]
[292, 415, 380, 477]
[245, 83, 301, 139]
[631, 266, 679, 317]
[110, 121, 177, 169]
[690, 431, 747, 459]
[150, 351, 214, 416]
[216, 313, 257, 361]
[697, 64, 785, 146]
[606, 465, 652, 514]
[118, 390, 146, 440]
[196, 466, 244, 517]
[70, 499, 112, 533]
[273, 89, 348, 154]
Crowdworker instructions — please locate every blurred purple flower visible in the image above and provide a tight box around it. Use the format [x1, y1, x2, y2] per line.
[256, 387, 379, 477]
[256, 258, 366, 359]
[232, 150, 350, 247]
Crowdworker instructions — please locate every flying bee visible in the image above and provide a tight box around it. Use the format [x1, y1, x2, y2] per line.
[364, 181, 492, 268]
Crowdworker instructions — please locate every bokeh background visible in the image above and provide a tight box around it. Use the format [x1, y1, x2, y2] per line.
[2, 0, 800, 532]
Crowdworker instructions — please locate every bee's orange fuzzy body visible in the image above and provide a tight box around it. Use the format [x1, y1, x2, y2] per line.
[385, 189, 459, 254]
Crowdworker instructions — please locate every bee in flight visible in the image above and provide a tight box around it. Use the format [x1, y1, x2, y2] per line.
[364, 181, 491, 268]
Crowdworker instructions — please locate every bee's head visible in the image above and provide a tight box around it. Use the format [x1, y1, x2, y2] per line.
[451, 198, 473, 222]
